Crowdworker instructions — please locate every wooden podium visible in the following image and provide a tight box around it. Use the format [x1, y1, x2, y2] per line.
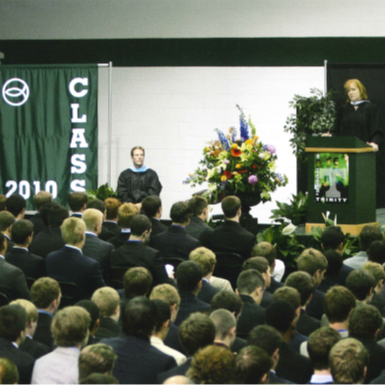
[305, 136, 378, 235]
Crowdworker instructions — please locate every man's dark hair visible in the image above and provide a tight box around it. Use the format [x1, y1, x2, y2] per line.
[265, 299, 295, 333]
[308, 327, 341, 370]
[0, 358, 19, 384]
[188, 196, 208, 217]
[237, 269, 265, 295]
[31, 277, 61, 309]
[251, 242, 277, 267]
[178, 313, 215, 356]
[170, 201, 191, 224]
[11, 219, 34, 244]
[0, 211, 15, 232]
[67, 192, 88, 212]
[6, 194, 26, 217]
[221, 196, 241, 218]
[87, 199, 106, 213]
[142, 196, 162, 218]
[39, 201, 59, 226]
[272, 286, 301, 310]
[323, 250, 343, 279]
[242, 257, 269, 274]
[130, 214, 151, 237]
[80, 373, 118, 385]
[297, 248, 328, 277]
[346, 269, 376, 301]
[0, 195, 6, 211]
[75, 300, 100, 332]
[349, 304, 383, 340]
[0, 304, 27, 342]
[321, 226, 345, 251]
[152, 299, 171, 333]
[323, 286, 356, 323]
[121, 297, 157, 337]
[285, 271, 315, 306]
[359, 225, 383, 251]
[47, 204, 69, 227]
[234, 346, 273, 384]
[368, 240, 385, 265]
[123, 267, 153, 299]
[247, 325, 282, 356]
[210, 291, 243, 318]
[175, 261, 202, 293]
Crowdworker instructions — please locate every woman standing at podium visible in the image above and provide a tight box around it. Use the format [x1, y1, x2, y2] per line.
[329, 79, 383, 151]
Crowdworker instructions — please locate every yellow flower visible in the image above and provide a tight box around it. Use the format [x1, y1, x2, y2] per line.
[254, 135, 259, 141]
[232, 171, 239, 176]
[221, 175, 227, 181]
[236, 164, 242, 169]
[231, 143, 239, 149]
[245, 139, 253, 145]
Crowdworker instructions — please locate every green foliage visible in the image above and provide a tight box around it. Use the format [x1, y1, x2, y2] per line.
[284, 88, 337, 163]
[270, 192, 308, 226]
[86, 183, 117, 201]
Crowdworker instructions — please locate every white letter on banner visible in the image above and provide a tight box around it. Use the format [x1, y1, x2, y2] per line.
[69, 78, 88, 98]
[71, 103, 87, 123]
[71, 154, 87, 174]
[70, 128, 89, 148]
[70, 179, 86, 192]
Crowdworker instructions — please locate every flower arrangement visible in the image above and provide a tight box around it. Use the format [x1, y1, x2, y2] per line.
[184, 105, 288, 203]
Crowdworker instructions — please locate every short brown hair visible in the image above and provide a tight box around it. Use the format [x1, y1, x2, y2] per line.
[0, 211, 15, 232]
[10, 299, 38, 323]
[297, 248, 328, 277]
[131, 146, 145, 157]
[33, 191, 52, 211]
[189, 247, 216, 276]
[361, 261, 385, 286]
[323, 286, 356, 323]
[123, 267, 153, 299]
[243, 257, 269, 274]
[0, 195, 6, 211]
[349, 304, 383, 340]
[285, 271, 315, 306]
[251, 242, 277, 267]
[149, 284, 181, 307]
[188, 196, 208, 217]
[118, 203, 139, 228]
[67, 192, 88, 212]
[359, 224, 383, 251]
[91, 287, 120, 318]
[105, 198, 122, 220]
[221, 196, 241, 218]
[31, 277, 61, 309]
[61, 217, 85, 245]
[272, 286, 301, 310]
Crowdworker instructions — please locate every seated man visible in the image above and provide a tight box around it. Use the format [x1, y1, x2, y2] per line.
[0, 211, 16, 253]
[68, 192, 88, 218]
[209, 309, 237, 349]
[361, 261, 385, 315]
[122, 266, 153, 301]
[319, 250, 343, 293]
[46, 216, 106, 298]
[201, 195, 255, 260]
[30, 191, 52, 237]
[142, 195, 168, 241]
[100, 198, 122, 240]
[117, 146, 162, 209]
[346, 269, 376, 305]
[6, 193, 26, 220]
[185, 196, 213, 241]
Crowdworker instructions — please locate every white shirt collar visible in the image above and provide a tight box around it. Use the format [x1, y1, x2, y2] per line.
[310, 374, 333, 383]
[12, 246, 29, 251]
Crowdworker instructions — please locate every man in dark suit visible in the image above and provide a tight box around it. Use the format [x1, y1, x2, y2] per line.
[46, 216, 106, 299]
[5, 219, 45, 281]
[151, 201, 200, 260]
[185, 196, 213, 241]
[82, 208, 114, 278]
[29, 203, 68, 259]
[6, 193, 26, 220]
[0, 304, 35, 384]
[0, 210, 16, 253]
[0, 232, 30, 301]
[100, 198, 122, 241]
[235, 269, 265, 339]
[111, 214, 170, 287]
[142, 195, 168, 242]
[101, 297, 176, 384]
[30, 191, 52, 238]
[200, 195, 255, 260]
[68, 191, 88, 218]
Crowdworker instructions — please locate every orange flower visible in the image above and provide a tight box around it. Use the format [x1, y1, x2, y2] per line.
[223, 170, 232, 178]
[252, 164, 257, 169]
[231, 148, 242, 157]
[239, 170, 248, 174]
[232, 171, 239, 176]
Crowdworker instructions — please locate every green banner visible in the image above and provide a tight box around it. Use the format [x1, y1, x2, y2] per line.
[0, 65, 98, 209]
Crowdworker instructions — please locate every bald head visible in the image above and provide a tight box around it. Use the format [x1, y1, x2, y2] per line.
[83, 209, 103, 234]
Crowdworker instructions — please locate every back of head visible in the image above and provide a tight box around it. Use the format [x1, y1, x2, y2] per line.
[0, 304, 27, 342]
[178, 313, 215, 356]
[272, 286, 301, 310]
[187, 345, 236, 384]
[175, 261, 203, 293]
[82, 209, 103, 232]
[10, 299, 38, 324]
[251, 242, 277, 267]
[189, 247, 216, 277]
[118, 203, 139, 228]
[324, 286, 356, 323]
[329, 338, 369, 384]
[87, 199, 106, 213]
[123, 267, 153, 299]
[78, 343, 117, 382]
[67, 192, 88, 212]
[285, 271, 315, 307]
[308, 327, 341, 370]
[121, 297, 157, 337]
[149, 284, 180, 308]
[75, 300, 100, 332]
[243, 256, 269, 274]
[265, 299, 295, 334]
[0, 211, 15, 232]
[359, 225, 383, 251]
[209, 309, 236, 339]
[11, 219, 34, 245]
[361, 261, 385, 287]
[130, 214, 151, 237]
[51, 306, 90, 347]
[79, 373, 118, 384]
[188, 196, 208, 217]
[104, 198, 122, 220]
[247, 325, 282, 356]
[349, 304, 383, 340]
[297, 248, 328, 276]
[31, 277, 61, 309]
[323, 250, 343, 278]
[237, 269, 265, 295]
[142, 196, 162, 218]
[346, 269, 376, 301]
[221, 195, 241, 219]
[170, 201, 191, 224]
[0, 358, 19, 385]
[210, 291, 243, 318]
[6, 193, 26, 217]
[152, 299, 171, 333]
[91, 287, 120, 318]
[33, 191, 53, 211]
[61, 217, 85, 245]
[368, 240, 385, 264]
[234, 345, 273, 384]
[321, 226, 344, 251]
[0, 195, 6, 212]
[47, 203, 69, 227]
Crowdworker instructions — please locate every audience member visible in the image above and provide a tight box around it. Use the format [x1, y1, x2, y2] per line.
[86, 199, 112, 243]
[142, 195, 168, 241]
[30, 191, 52, 237]
[319, 250, 343, 292]
[32, 306, 91, 384]
[0, 211, 16, 252]
[100, 198, 122, 240]
[185, 196, 213, 241]
[0, 358, 19, 384]
[368, 240, 385, 266]
[361, 261, 385, 315]
[68, 192, 88, 217]
[123, 266, 153, 300]
[76, 299, 101, 346]
[209, 309, 236, 349]
[80, 372, 119, 384]
[6, 193, 26, 220]
[30, 277, 61, 349]
[201, 195, 255, 260]
[0, 304, 35, 384]
[0, 195, 6, 211]
[346, 269, 376, 304]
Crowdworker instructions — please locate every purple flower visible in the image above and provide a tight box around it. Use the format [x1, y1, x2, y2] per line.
[224, 159, 229, 164]
[263, 144, 276, 154]
[215, 129, 230, 150]
[248, 175, 258, 185]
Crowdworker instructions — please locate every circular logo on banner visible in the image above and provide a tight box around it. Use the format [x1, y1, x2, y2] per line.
[2, 78, 30, 106]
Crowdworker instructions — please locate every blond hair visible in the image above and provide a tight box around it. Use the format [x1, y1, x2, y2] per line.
[118, 203, 139, 228]
[10, 299, 38, 323]
[149, 284, 181, 307]
[82, 209, 103, 232]
[91, 287, 120, 318]
[189, 247, 216, 276]
[61, 217, 86, 245]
